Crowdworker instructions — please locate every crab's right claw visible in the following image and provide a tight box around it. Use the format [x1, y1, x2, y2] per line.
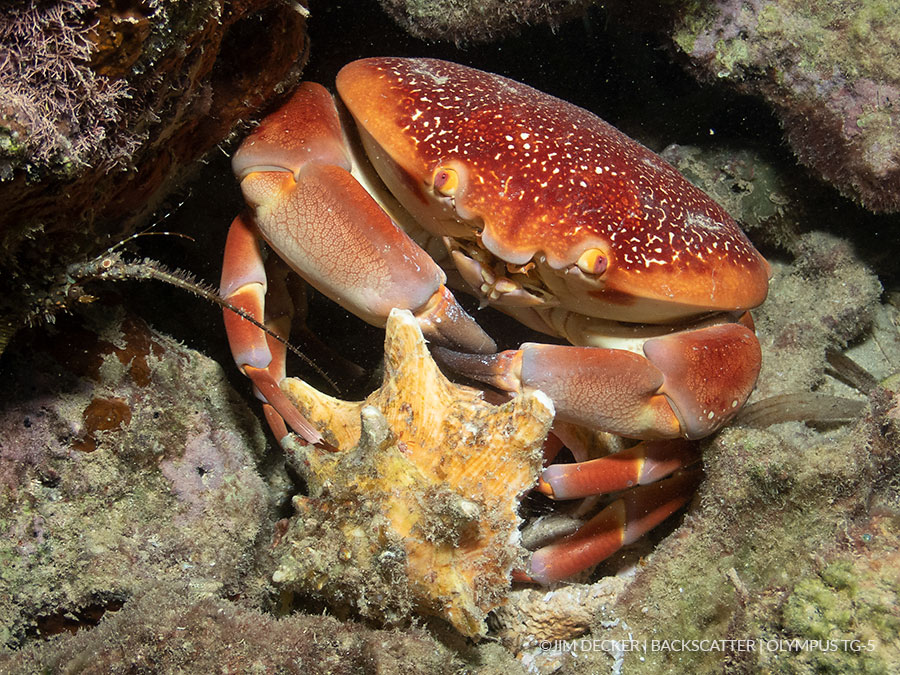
[232, 83, 496, 356]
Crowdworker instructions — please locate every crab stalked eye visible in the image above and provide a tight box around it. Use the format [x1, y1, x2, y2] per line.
[576, 248, 609, 276]
[433, 167, 459, 195]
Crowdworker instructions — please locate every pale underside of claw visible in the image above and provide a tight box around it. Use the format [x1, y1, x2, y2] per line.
[271, 309, 555, 638]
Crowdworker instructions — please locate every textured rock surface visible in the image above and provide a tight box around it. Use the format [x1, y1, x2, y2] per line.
[492, 580, 627, 652]
[379, 0, 592, 43]
[670, 0, 900, 212]
[0, 0, 309, 350]
[753, 231, 883, 400]
[0, 307, 271, 647]
[0, 583, 473, 674]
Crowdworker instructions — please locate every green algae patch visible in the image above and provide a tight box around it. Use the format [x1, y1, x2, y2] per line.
[774, 548, 900, 673]
[677, 0, 900, 85]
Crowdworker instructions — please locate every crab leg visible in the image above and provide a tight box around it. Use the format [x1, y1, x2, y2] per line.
[434, 320, 761, 440]
[537, 439, 701, 500]
[221, 213, 322, 444]
[527, 470, 703, 584]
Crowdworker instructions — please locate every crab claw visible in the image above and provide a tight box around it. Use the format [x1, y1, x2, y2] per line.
[221, 84, 497, 442]
[231, 82, 495, 356]
[433, 320, 761, 440]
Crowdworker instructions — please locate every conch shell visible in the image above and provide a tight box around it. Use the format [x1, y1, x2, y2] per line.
[273, 309, 555, 637]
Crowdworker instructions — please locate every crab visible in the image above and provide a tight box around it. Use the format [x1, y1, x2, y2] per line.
[220, 57, 769, 585]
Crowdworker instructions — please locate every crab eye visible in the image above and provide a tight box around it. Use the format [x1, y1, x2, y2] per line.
[576, 248, 608, 276]
[433, 167, 459, 195]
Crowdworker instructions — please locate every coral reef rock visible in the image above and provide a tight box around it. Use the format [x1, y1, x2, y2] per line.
[0, 583, 470, 674]
[379, 0, 593, 43]
[753, 231, 883, 401]
[0, 0, 309, 352]
[273, 309, 555, 638]
[671, 0, 900, 212]
[0, 306, 270, 648]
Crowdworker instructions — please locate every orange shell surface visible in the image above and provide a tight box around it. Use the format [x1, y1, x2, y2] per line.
[273, 310, 554, 637]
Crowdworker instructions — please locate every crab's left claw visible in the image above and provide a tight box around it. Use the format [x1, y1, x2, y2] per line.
[434, 319, 762, 440]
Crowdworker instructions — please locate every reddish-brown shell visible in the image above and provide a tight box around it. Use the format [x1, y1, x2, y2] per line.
[336, 57, 769, 316]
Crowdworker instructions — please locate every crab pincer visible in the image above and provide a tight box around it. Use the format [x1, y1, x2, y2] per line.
[221, 83, 495, 441]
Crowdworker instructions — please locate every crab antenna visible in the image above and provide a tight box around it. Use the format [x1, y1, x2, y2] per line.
[108, 230, 197, 251]
[66, 250, 342, 395]
[104, 192, 195, 253]
[104, 224, 196, 256]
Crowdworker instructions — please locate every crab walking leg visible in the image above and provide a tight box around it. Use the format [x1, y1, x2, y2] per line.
[233, 82, 496, 355]
[433, 321, 761, 440]
[254, 256, 301, 442]
[221, 213, 322, 444]
[537, 439, 702, 500]
[527, 470, 703, 584]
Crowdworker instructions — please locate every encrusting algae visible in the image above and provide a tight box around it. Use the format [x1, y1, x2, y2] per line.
[272, 309, 555, 637]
